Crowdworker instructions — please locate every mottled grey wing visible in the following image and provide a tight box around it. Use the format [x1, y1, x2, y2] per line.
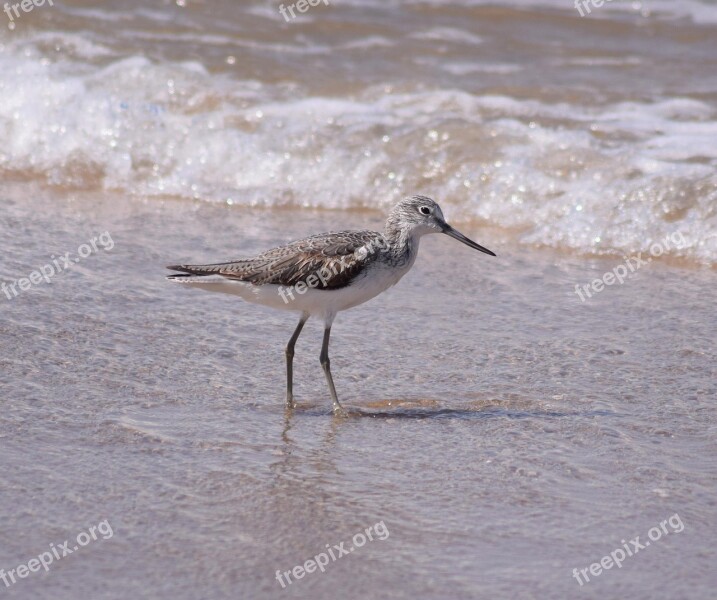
[168, 230, 384, 290]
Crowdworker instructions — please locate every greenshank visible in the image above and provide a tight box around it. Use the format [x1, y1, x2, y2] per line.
[167, 195, 495, 415]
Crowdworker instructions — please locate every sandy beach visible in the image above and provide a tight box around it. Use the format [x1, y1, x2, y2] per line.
[1, 1, 716, 598]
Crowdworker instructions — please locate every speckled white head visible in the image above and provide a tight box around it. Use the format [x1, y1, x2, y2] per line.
[387, 195, 496, 256]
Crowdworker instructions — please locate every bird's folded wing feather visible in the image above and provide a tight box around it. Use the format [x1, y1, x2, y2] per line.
[168, 230, 384, 289]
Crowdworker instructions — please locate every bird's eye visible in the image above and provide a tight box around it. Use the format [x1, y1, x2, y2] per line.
[419, 206, 431, 215]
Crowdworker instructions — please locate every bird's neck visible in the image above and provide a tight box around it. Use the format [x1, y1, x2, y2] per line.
[383, 222, 420, 267]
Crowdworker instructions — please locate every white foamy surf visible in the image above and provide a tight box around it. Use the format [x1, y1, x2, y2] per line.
[0, 0, 715, 264]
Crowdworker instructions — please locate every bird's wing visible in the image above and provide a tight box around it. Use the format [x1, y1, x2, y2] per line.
[167, 230, 385, 289]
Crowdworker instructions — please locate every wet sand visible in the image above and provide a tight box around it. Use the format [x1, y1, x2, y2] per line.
[1, 186, 715, 599]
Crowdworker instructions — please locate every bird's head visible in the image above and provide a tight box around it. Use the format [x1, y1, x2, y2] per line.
[387, 195, 496, 256]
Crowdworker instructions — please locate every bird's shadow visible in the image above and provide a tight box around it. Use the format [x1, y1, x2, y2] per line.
[289, 400, 617, 421]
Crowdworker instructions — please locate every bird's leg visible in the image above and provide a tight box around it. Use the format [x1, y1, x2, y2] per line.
[320, 326, 347, 416]
[285, 313, 309, 408]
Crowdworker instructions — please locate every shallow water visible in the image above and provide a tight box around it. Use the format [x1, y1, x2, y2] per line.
[1, 187, 715, 599]
[1, 1, 717, 598]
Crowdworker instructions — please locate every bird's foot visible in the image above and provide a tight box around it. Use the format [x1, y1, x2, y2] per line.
[285, 396, 297, 410]
[332, 403, 349, 418]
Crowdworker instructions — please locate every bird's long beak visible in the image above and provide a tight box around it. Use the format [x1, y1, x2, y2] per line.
[441, 223, 496, 256]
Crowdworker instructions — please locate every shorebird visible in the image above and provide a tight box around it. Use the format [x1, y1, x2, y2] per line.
[166, 195, 495, 415]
